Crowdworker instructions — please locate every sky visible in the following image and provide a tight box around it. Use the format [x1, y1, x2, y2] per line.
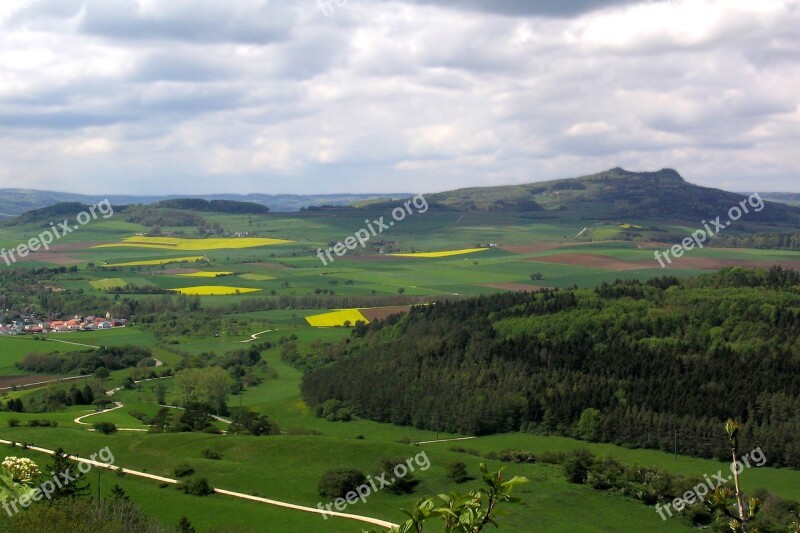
[0, 0, 798, 195]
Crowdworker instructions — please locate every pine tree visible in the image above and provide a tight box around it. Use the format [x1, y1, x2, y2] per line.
[48, 447, 90, 500]
[110, 484, 129, 501]
[177, 516, 196, 533]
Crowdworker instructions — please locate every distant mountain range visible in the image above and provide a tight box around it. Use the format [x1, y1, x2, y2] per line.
[3, 169, 799, 226]
[762, 193, 800, 207]
[418, 167, 800, 225]
[0, 190, 410, 218]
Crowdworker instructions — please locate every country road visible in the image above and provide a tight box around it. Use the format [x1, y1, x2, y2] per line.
[0, 439, 398, 529]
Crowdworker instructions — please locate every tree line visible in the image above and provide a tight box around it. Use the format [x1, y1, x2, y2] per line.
[302, 267, 800, 468]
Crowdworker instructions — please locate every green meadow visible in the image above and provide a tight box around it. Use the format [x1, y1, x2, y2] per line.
[1, 205, 799, 531]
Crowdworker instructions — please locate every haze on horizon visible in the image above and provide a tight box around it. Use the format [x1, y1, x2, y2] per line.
[0, 0, 798, 196]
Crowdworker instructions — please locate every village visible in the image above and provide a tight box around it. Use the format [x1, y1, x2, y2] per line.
[0, 312, 127, 335]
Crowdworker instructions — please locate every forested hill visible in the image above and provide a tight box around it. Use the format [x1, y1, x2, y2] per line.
[0, 189, 410, 218]
[419, 168, 800, 224]
[302, 267, 800, 467]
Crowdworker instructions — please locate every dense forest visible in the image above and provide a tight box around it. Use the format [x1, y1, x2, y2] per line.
[709, 231, 800, 250]
[153, 198, 269, 214]
[302, 267, 800, 468]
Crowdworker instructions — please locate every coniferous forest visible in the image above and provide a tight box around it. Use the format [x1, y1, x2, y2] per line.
[302, 267, 800, 468]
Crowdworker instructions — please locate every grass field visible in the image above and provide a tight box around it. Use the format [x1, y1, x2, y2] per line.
[89, 277, 128, 289]
[2, 206, 800, 532]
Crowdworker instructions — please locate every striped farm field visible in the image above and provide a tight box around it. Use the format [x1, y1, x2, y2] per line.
[172, 286, 261, 296]
[390, 248, 489, 258]
[305, 309, 370, 327]
[177, 271, 233, 278]
[102, 256, 206, 268]
[93, 236, 292, 250]
[89, 278, 127, 289]
[239, 273, 276, 281]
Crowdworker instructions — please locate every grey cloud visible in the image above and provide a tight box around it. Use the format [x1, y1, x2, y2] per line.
[396, 0, 644, 18]
[10, 0, 295, 44]
[0, 110, 135, 130]
[0, 0, 798, 194]
[132, 54, 238, 83]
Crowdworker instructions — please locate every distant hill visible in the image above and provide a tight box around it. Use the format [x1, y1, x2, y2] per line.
[762, 193, 800, 207]
[1, 198, 274, 227]
[0, 189, 410, 218]
[422, 167, 800, 225]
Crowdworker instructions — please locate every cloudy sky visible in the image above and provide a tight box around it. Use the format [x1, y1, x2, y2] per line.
[0, 0, 797, 195]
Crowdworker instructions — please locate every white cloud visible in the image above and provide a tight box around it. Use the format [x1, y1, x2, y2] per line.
[0, 0, 798, 194]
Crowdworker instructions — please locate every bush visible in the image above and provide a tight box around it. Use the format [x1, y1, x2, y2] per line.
[562, 449, 595, 484]
[379, 458, 420, 495]
[314, 399, 354, 422]
[318, 469, 367, 500]
[446, 461, 470, 484]
[27, 419, 58, 428]
[7, 419, 20, 428]
[201, 449, 222, 460]
[496, 449, 536, 464]
[450, 446, 481, 456]
[0, 495, 165, 531]
[94, 422, 118, 435]
[537, 450, 566, 464]
[174, 463, 195, 478]
[176, 477, 214, 496]
[129, 410, 153, 425]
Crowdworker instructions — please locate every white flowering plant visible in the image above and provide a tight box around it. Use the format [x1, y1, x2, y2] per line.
[0, 456, 41, 502]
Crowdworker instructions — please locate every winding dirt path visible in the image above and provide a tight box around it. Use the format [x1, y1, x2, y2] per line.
[240, 329, 276, 343]
[412, 436, 477, 445]
[0, 439, 398, 529]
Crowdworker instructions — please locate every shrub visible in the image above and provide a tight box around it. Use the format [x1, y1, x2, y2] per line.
[380, 457, 420, 494]
[314, 399, 354, 422]
[94, 422, 118, 435]
[174, 463, 195, 478]
[496, 449, 537, 463]
[318, 469, 367, 500]
[446, 461, 470, 484]
[7, 419, 20, 428]
[562, 449, 595, 484]
[176, 477, 214, 496]
[201, 449, 222, 460]
[26, 419, 58, 428]
[537, 450, 566, 464]
[450, 446, 481, 456]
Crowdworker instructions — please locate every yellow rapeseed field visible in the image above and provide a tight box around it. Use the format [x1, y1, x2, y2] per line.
[177, 272, 233, 278]
[173, 286, 261, 296]
[305, 309, 370, 327]
[102, 256, 206, 268]
[94, 236, 292, 251]
[390, 248, 488, 258]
